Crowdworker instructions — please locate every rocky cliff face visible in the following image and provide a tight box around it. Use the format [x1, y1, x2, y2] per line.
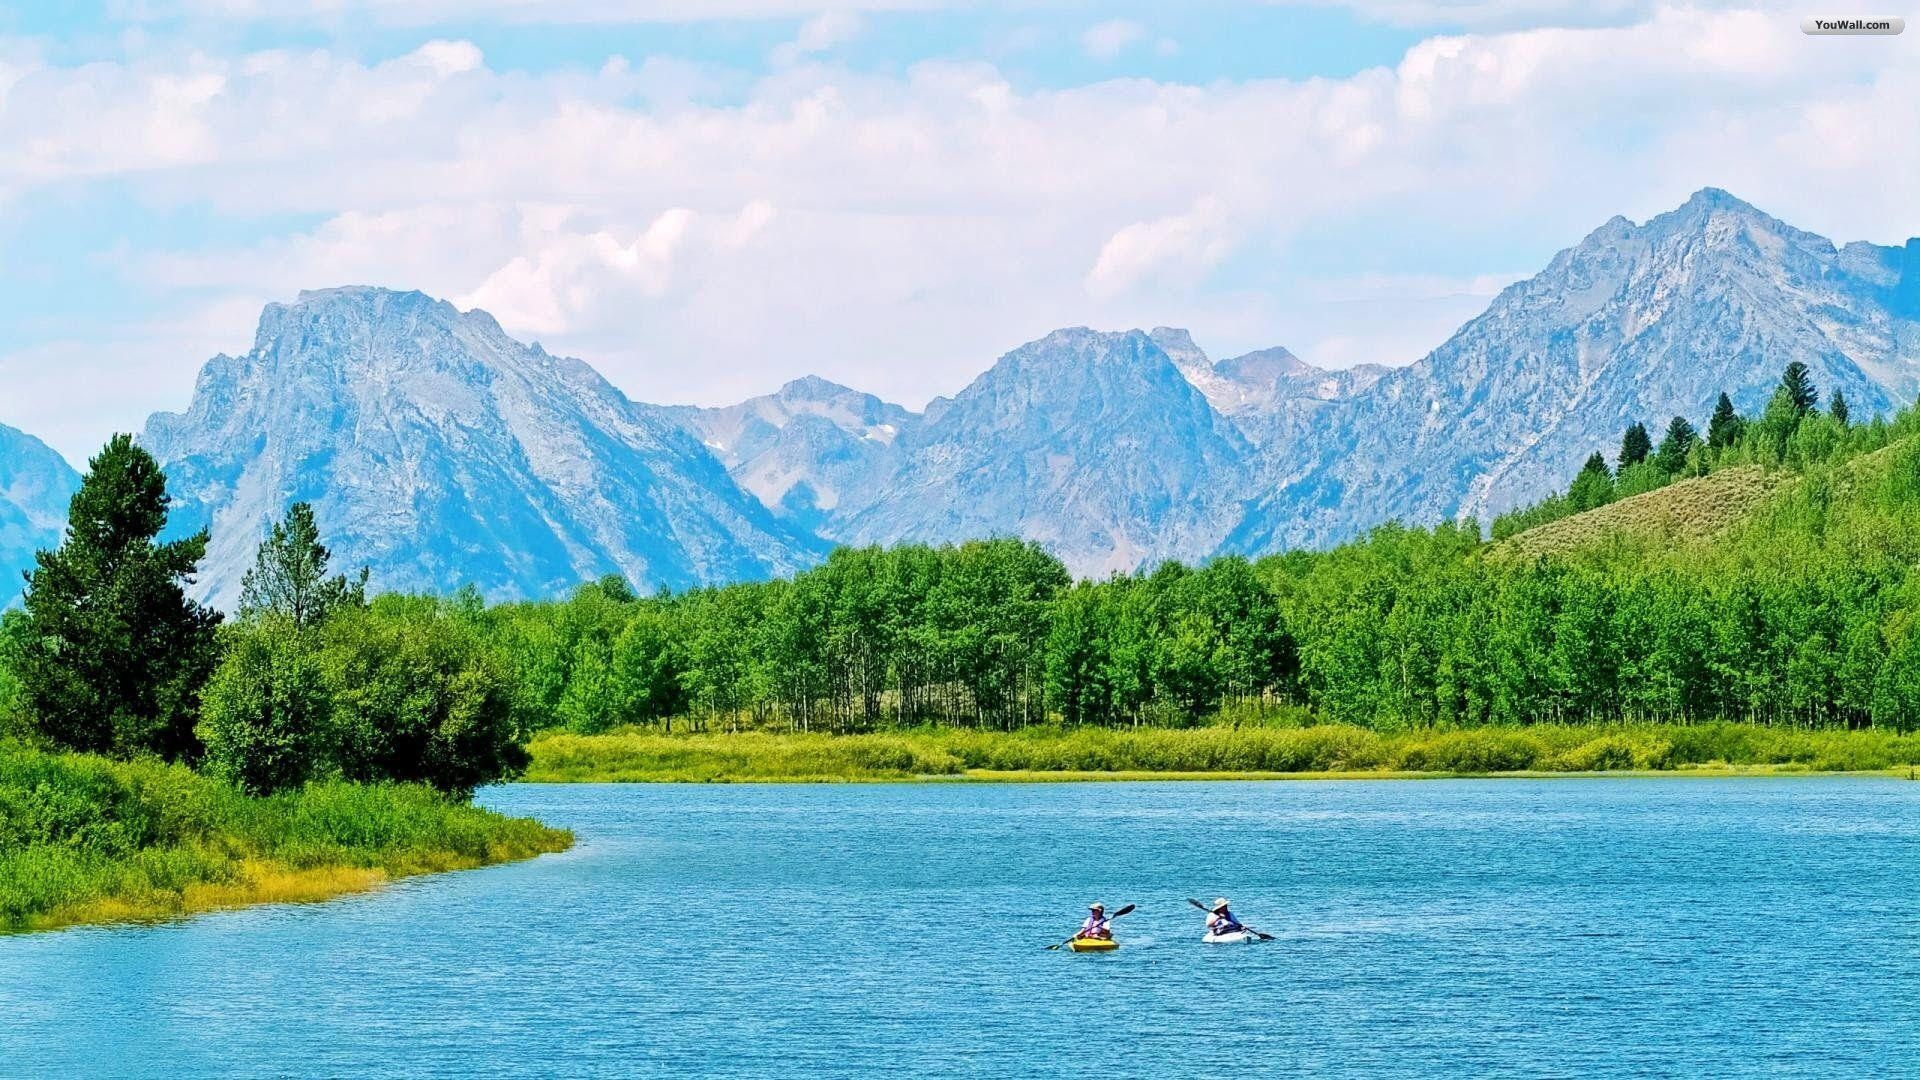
[667, 376, 915, 534]
[1227, 188, 1920, 551]
[141, 287, 822, 606]
[0, 424, 79, 605]
[839, 327, 1251, 575]
[41, 188, 1916, 603]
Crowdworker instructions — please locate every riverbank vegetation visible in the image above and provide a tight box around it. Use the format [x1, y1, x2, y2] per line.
[525, 721, 1920, 783]
[1, 441, 561, 931]
[0, 743, 568, 932]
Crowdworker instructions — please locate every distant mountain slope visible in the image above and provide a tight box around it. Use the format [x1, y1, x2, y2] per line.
[141, 287, 823, 606]
[0, 424, 79, 606]
[1229, 188, 1920, 552]
[839, 327, 1250, 575]
[667, 376, 915, 533]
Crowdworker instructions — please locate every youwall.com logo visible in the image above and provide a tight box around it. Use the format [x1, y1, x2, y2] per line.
[1800, 15, 1905, 33]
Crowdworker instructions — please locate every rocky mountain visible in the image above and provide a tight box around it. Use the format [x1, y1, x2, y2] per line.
[31, 188, 1912, 603]
[1228, 188, 1920, 552]
[667, 376, 915, 533]
[0, 424, 79, 606]
[141, 287, 823, 606]
[838, 328, 1251, 575]
[1147, 328, 1385, 424]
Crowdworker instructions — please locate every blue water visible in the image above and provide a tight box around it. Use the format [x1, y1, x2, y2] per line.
[2, 778, 1917, 1078]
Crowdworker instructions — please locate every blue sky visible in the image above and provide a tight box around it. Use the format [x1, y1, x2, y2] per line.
[2, 0, 1915, 462]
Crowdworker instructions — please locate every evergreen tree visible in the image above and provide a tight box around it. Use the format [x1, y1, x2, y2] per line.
[237, 502, 366, 631]
[1568, 452, 1615, 511]
[16, 435, 221, 760]
[1830, 389, 1850, 426]
[1654, 415, 1700, 476]
[1707, 392, 1743, 450]
[1618, 422, 1653, 469]
[1780, 361, 1818, 415]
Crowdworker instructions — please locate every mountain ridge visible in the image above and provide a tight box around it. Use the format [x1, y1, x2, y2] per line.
[8, 187, 1917, 605]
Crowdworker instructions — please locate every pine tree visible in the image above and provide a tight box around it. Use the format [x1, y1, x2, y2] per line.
[1655, 415, 1700, 476]
[1707, 392, 1742, 450]
[1618, 422, 1653, 469]
[1830, 389, 1850, 426]
[237, 502, 367, 631]
[16, 434, 222, 760]
[1568, 452, 1615, 511]
[1780, 361, 1818, 415]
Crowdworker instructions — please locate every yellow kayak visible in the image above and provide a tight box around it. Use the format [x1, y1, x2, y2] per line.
[1067, 937, 1118, 952]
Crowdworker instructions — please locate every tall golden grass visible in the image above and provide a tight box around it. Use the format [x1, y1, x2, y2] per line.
[526, 722, 1920, 783]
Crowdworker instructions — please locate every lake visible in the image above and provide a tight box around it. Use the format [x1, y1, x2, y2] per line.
[3, 778, 1917, 1077]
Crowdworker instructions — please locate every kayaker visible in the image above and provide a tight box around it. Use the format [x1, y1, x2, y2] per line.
[1079, 902, 1113, 940]
[1205, 898, 1244, 937]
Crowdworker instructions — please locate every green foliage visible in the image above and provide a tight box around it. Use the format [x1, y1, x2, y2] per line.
[14, 435, 221, 761]
[318, 603, 529, 798]
[237, 502, 367, 630]
[1708, 392, 1743, 450]
[0, 742, 570, 930]
[1618, 422, 1653, 469]
[1654, 415, 1700, 476]
[1830, 389, 1850, 426]
[198, 619, 332, 795]
[1780, 361, 1818, 415]
[1568, 452, 1615, 511]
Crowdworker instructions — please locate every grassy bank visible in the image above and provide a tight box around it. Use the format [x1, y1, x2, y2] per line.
[1, 743, 572, 933]
[526, 722, 1920, 783]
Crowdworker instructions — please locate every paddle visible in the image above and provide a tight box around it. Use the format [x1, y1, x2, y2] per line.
[1187, 897, 1275, 941]
[1047, 903, 1135, 950]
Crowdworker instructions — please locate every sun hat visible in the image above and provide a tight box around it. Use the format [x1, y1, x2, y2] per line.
[1212, 898, 1231, 911]
[1088, 901, 1105, 911]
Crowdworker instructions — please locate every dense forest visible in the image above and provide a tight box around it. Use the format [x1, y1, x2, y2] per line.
[5, 361, 1919, 791]
[438, 362, 1920, 735]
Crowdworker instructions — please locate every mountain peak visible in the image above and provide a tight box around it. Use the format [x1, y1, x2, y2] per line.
[777, 374, 857, 401]
[144, 288, 820, 606]
[290, 285, 447, 312]
[1678, 186, 1755, 214]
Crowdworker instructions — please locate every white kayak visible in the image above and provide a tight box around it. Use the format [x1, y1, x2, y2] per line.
[1202, 929, 1258, 944]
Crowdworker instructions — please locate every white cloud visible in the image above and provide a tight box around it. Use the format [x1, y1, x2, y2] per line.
[771, 11, 864, 66]
[118, 0, 937, 25]
[1086, 199, 1234, 299]
[1080, 19, 1146, 60]
[6, 1, 1919, 444]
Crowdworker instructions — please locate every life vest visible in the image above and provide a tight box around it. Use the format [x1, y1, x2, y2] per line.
[1080, 915, 1111, 939]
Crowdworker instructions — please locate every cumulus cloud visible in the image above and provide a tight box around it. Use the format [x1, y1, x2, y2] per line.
[1086, 199, 1234, 298]
[5, 1, 1918, 448]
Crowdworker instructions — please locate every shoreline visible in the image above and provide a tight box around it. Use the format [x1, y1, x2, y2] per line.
[517, 763, 1917, 785]
[525, 725, 1920, 785]
[2, 745, 575, 937]
[10, 839, 573, 936]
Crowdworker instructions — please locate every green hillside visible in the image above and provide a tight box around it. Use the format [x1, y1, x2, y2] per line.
[1495, 465, 1783, 559]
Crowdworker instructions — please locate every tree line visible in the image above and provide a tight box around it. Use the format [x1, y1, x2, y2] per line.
[6, 360, 1919, 780]
[457, 364, 1920, 736]
[1492, 361, 1852, 536]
